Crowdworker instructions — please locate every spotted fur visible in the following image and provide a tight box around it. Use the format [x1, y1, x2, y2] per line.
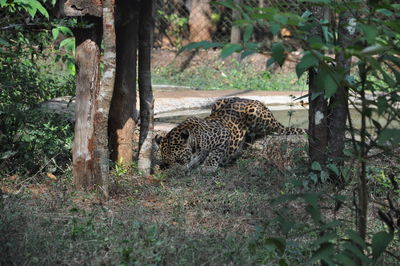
[155, 97, 306, 170]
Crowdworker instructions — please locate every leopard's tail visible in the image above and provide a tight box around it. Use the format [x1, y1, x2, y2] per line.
[275, 123, 308, 136]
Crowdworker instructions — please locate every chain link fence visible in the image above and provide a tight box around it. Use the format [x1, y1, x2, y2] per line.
[154, 0, 304, 50]
[152, 0, 308, 91]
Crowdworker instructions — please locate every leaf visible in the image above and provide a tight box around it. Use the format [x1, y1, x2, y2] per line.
[34, 0, 49, 19]
[322, 25, 330, 43]
[0, 37, 10, 46]
[52, 28, 59, 40]
[240, 50, 256, 60]
[296, 52, 319, 78]
[359, 24, 378, 44]
[271, 42, 285, 66]
[67, 62, 76, 75]
[311, 92, 323, 100]
[212, 0, 238, 11]
[221, 43, 242, 58]
[264, 237, 286, 255]
[278, 258, 288, 266]
[372, 231, 393, 261]
[342, 242, 370, 263]
[327, 163, 340, 176]
[306, 204, 321, 223]
[273, 14, 288, 25]
[301, 0, 330, 3]
[58, 26, 73, 36]
[312, 232, 337, 247]
[311, 161, 322, 171]
[377, 8, 393, 16]
[243, 24, 253, 43]
[378, 129, 400, 145]
[377, 96, 388, 115]
[303, 192, 320, 208]
[271, 194, 301, 205]
[308, 36, 324, 49]
[345, 230, 367, 250]
[306, 243, 334, 265]
[270, 23, 280, 35]
[335, 253, 357, 266]
[301, 10, 312, 19]
[25, 0, 49, 19]
[1, 150, 17, 160]
[315, 67, 338, 98]
[266, 57, 276, 67]
[361, 45, 388, 55]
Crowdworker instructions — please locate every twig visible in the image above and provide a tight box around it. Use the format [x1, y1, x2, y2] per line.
[16, 153, 61, 187]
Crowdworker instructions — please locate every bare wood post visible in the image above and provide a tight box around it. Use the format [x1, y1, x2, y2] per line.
[108, 0, 139, 165]
[72, 39, 101, 190]
[137, 0, 155, 175]
[92, 0, 116, 197]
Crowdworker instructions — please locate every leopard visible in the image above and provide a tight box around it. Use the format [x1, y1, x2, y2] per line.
[155, 116, 246, 171]
[155, 97, 306, 170]
[211, 97, 306, 141]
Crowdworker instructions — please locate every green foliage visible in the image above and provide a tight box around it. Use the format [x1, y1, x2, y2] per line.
[0, 0, 49, 19]
[179, 0, 400, 264]
[0, 0, 76, 177]
[157, 10, 188, 48]
[1, 109, 74, 176]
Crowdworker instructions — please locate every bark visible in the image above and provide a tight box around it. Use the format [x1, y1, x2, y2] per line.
[230, 0, 242, 44]
[308, 68, 328, 170]
[189, 0, 212, 42]
[72, 15, 102, 191]
[60, 0, 102, 17]
[108, 0, 139, 165]
[308, 6, 329, 173]
[137, 0, 155, 175]
[327, 11, 356, 184]
[72, 39, 101, 190]
[92, 0, 116, 198]
[357, 63, 369, 250]
[358, 88, 368, 244]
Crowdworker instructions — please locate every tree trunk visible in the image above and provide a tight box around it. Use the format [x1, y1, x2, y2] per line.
[308, 6, 329, 174]
[189, 0, 212, 42]
[308, 68, 328, 171]
[230, 0, 241, 44]
[73, 39, 101, 190]
[108, 0, 139, 166]
[137, 0, 155, 175]
[327, 11, 356, 184]
[92, 0, 116, 198]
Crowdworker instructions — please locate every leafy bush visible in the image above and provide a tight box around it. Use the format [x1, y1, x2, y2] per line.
[0, 0, 75, 178]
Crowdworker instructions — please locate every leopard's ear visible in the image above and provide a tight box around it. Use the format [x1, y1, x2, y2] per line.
[180, 129, 190, 140]
[154, 134, 164, 145]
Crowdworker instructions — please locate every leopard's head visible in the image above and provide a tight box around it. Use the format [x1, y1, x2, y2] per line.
[154, 128, 193, 169]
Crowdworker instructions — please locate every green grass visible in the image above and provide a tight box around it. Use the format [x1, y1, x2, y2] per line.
[0, 142, 310, 265]
[152, 60, 308, 91]
[2, 138, 399, 265]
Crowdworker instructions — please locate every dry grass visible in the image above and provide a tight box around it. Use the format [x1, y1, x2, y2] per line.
[1, 136, 399, 265]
